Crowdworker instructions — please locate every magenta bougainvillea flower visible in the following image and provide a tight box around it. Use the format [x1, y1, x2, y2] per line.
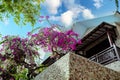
[0, 36, 40, 80]
[30, 27, 81, 55]
[1, 36, 39, 61]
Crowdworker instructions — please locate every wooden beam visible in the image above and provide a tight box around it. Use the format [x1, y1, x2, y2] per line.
[107, 30, 113, 47]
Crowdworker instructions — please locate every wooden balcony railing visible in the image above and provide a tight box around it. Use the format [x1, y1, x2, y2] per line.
[89, 44, 120, 65]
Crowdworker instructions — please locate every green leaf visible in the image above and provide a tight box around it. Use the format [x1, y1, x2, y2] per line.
[0, 0, 45, 26]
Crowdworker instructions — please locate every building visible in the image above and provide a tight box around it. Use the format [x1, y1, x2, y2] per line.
[73, 12, 120, 72]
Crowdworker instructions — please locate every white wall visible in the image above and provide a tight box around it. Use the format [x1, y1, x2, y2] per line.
[105, 61, 120, 72]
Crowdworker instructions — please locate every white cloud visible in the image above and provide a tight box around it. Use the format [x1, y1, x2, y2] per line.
[70, 6, 84, 18]
[46, 0, 95, 27]
[3, 17, 9, 26]
[60, 0, 83, 27]
[60, 0, 95, 26]
[60, 10, 74, 26]
[60, 6, 83, 27]
[82, 9, 95, 19]
[45, 0, 61, 14]
[62, 0, 75, 9]
[49, 16, 60, 21]
[93, 0, 103, 8]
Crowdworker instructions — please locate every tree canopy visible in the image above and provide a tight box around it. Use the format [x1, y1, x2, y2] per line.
[0, 0, 44, 26]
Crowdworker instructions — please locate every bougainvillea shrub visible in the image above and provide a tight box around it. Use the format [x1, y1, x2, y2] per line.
[0, 36, 42, 80]
[0, 24, 81, 80]
[30, 26, 81, 58]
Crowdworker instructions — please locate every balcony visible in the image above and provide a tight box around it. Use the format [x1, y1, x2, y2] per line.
[89, 44, 120, 65]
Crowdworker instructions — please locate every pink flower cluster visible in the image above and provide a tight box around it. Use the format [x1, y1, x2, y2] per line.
[0, 36, 39, 62]
[30, 27, 81, 54]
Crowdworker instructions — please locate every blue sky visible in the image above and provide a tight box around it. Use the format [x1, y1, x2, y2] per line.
[0, 0, 119, 37]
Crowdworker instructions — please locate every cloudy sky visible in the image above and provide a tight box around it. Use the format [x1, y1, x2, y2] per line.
[42, 0, 117, 26]
[0, 0, 119, 37]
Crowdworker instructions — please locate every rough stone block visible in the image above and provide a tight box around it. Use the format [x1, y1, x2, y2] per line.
[35, 53, 120, 80]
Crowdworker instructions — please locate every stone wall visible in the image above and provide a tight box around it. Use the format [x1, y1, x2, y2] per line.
[69, 53, 120, 80]
[34, 53, 120, 80]
[34, 53, 69, 80]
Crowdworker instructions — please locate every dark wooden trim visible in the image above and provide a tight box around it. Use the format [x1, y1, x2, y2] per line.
[77, 22, 116, 50]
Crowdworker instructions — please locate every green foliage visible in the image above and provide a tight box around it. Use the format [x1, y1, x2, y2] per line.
[35, 64, 46, 73]
[0, 0, 44, 26]
[13, 68, 28, 80]
[0, 34, 1, 37]
[115, 0, 119, 11]
[112, 0, 120, 12]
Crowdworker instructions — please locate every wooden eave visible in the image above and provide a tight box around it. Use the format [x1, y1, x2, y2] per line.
[77, 22, 116, 50]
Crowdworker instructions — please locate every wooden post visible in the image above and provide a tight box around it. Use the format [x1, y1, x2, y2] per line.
[107, 30, 113, 47]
